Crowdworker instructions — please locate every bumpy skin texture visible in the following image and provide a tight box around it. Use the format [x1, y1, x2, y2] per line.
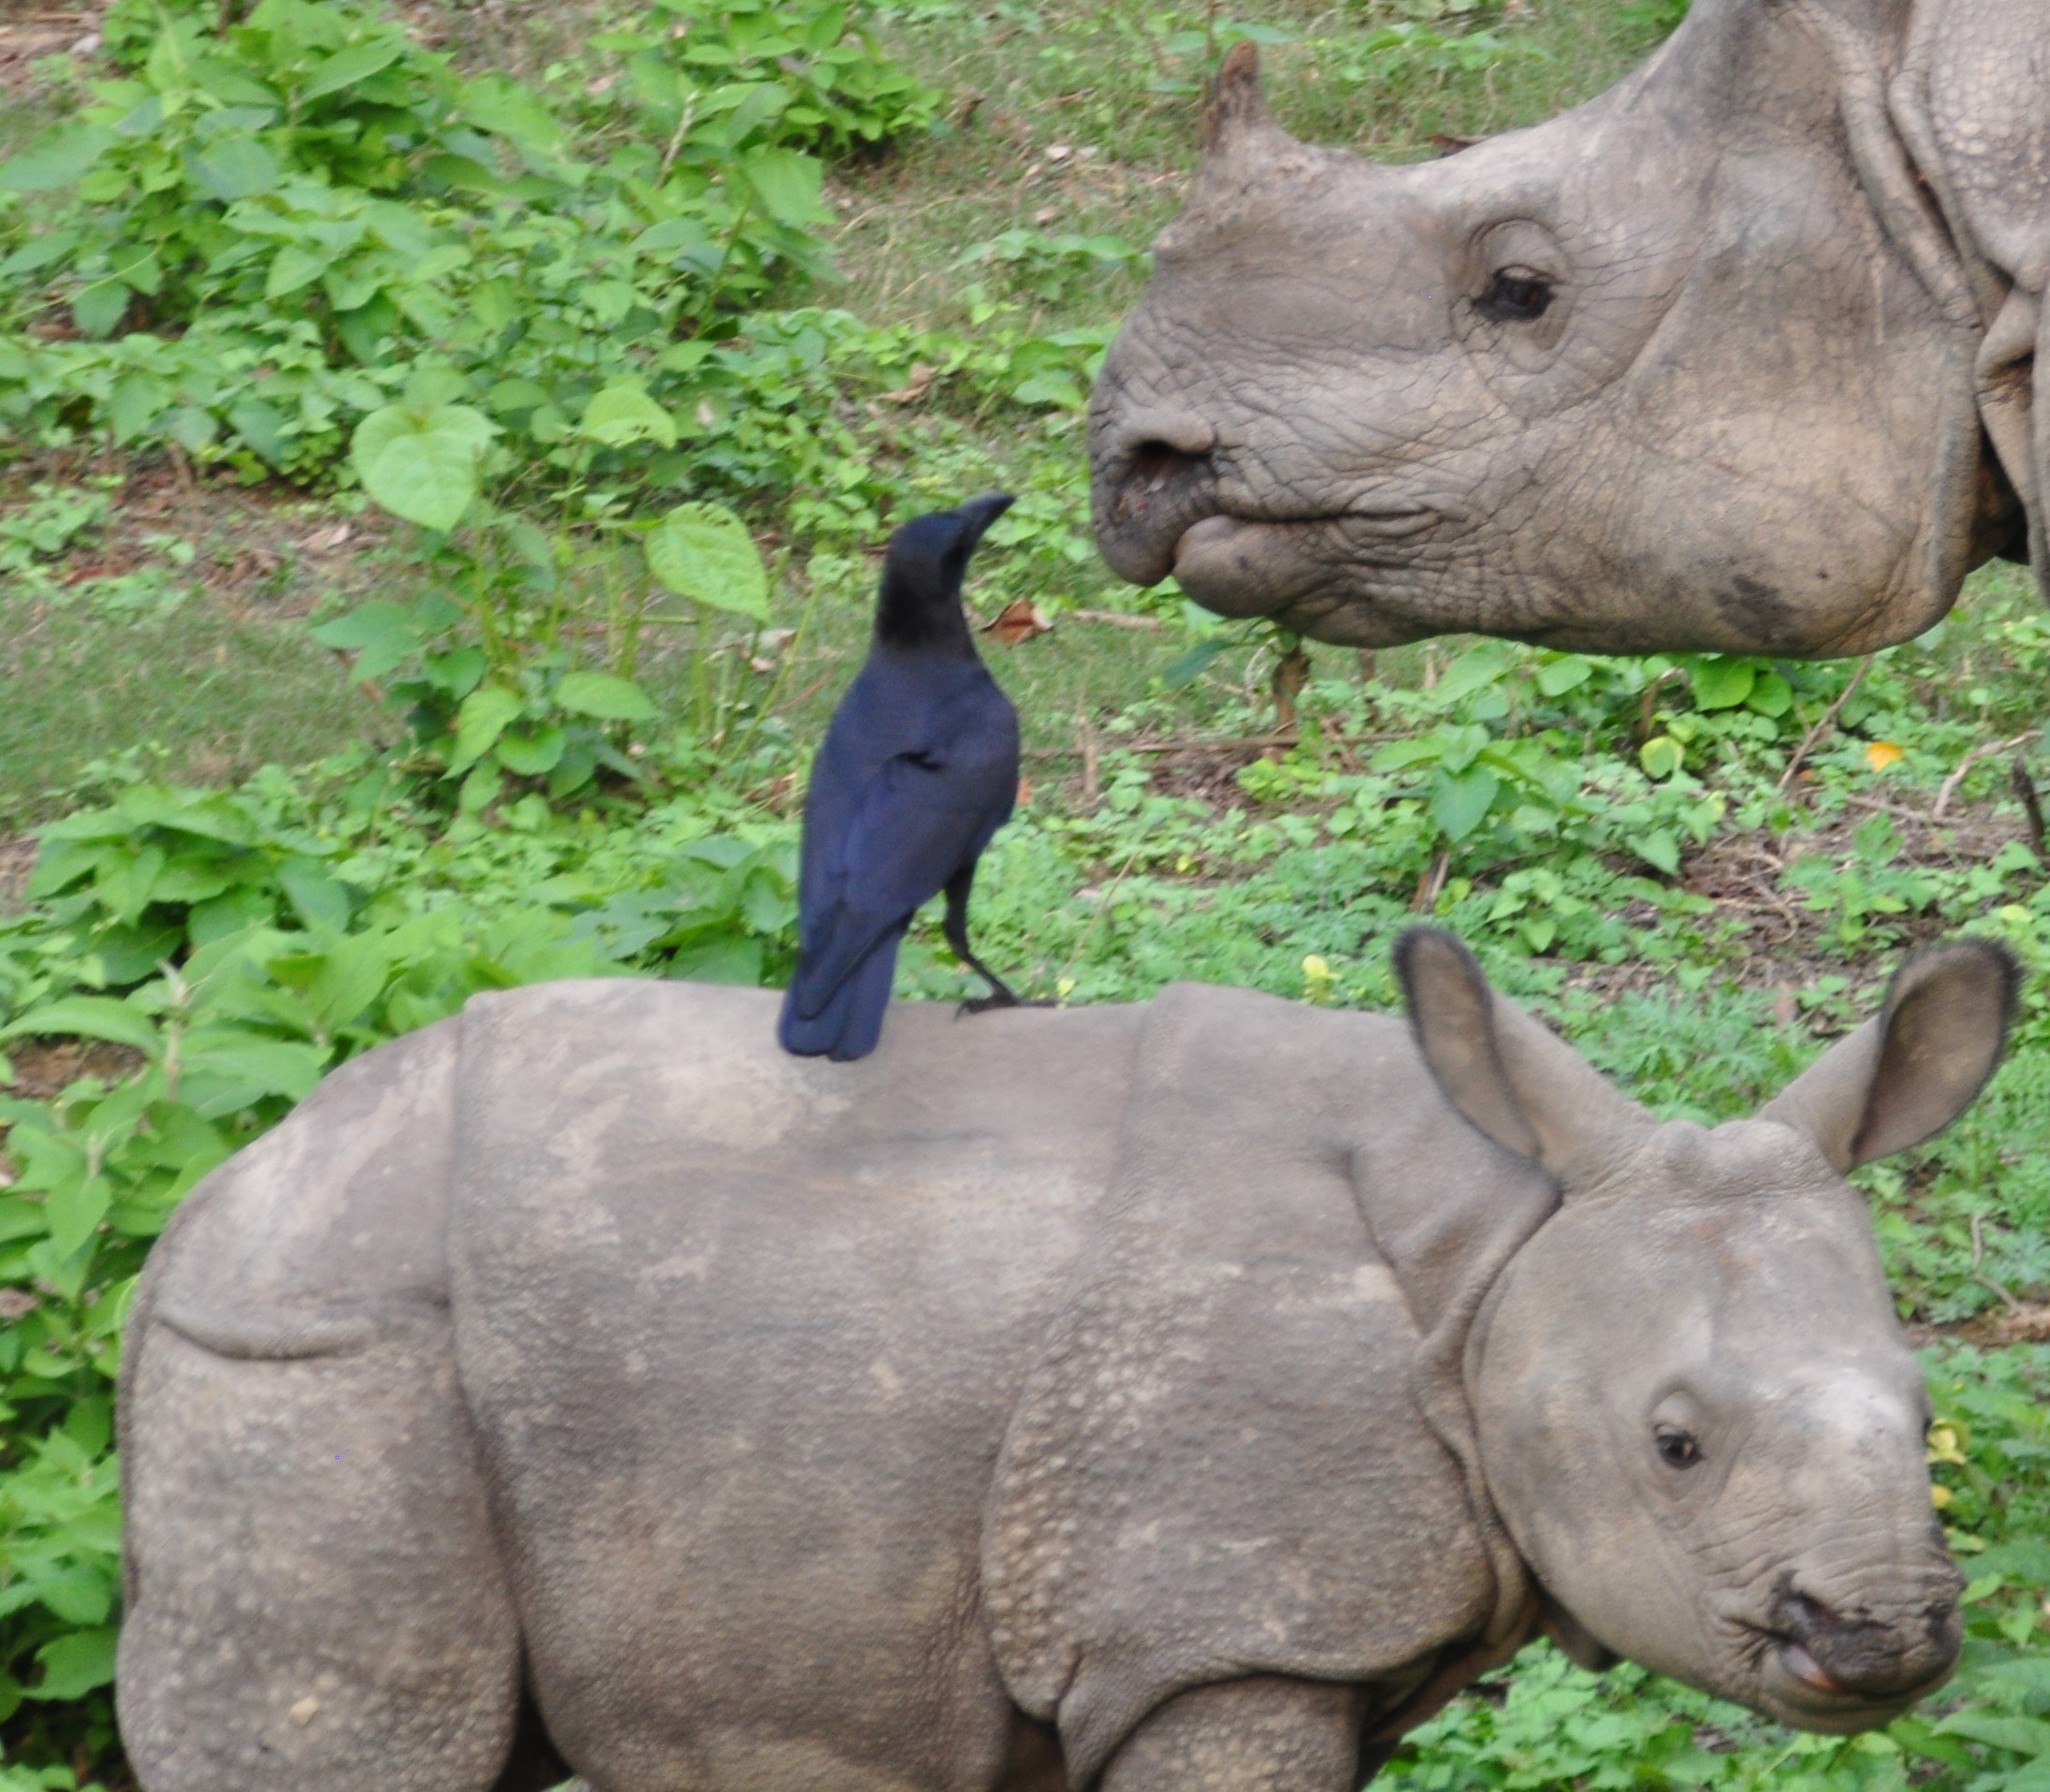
[118, 940, 2015, 1792]
[1089, 0, 2048, 655]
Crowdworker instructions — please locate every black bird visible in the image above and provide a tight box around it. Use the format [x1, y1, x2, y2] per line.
[778, 493, 1026, 1061]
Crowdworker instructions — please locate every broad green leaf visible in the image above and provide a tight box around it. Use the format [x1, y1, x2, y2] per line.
[1935, 1712, 2050, 1756]
[554, 672, 658, 722]
[27, 1627, 118, 1700]
[449, 686, 523, 773]
[1635, 830, 1680, 875]
[1432, 645, 1512, 704]
[30, 1564, 115, 1627]
[0, 124, 115, 192]
[183, 135, 282, 202]
[71, 280, 130, 341]
[179, 1036, 330, 1113]
[350, 403, 494, 533]
[1689, 655, 1755, 711]
[297, 37, 405, 103]
[1012, 372, 1084, 410]
[1639, 735, 1685, 779]
[463, 73, 568, 154]
[46, 1174, 112, 1260]
[1535, 655, 1594, 697]
[277, 859, 351, 933]
[647, 503, 770, 619]
[1746, 669, 1794, 718]
[227, 398, 290, 468]
[578, 382, 677, 450]
[1430, 765, 1499, 842]
[266, 245, 328, 300]
[309, 601, 423, 683]
[495, 724, 566, 775]
[670, 933, 763, 985]
[1161, 638, 1228, 690]
[737, 147, 828, 227]
[0, 998, 160, 1054]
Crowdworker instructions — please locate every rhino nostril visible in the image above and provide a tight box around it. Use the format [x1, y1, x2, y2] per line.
[1131, 441, 1211, 488]
[1113, 441, 1214, 524]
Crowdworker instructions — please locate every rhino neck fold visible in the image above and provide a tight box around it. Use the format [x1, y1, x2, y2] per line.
[982, 988, 1535, 1785]
[1347, 1111, 1558, 1661]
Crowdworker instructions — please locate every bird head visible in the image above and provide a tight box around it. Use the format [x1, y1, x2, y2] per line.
[876, 493, 1016, 650]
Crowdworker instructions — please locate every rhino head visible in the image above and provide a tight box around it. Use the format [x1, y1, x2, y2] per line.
[1091, 0, 2018, 655]
[1399, 931, 2017, 1729]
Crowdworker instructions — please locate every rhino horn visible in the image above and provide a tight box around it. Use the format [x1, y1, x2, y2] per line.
[1195, 43, 1301, 182]
[1395, 927, 1653, 1193]
[1762, 940, 2018, 1173]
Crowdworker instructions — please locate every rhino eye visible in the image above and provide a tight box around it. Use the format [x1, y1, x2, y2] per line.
[1478, 268, 1554, 322]
[1654, 1426, 1701, 1469]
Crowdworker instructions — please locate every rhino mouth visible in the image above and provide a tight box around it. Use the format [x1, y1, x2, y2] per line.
[1092, 431, 1441, 611]
[1168, 509, 1441, 619]
[1740, 1620, 1958, 1731]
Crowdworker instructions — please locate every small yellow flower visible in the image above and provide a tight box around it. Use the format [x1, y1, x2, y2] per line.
[1055, 977, 1076, 1002]
[1930, 1484, 1955, 1510]
[1302, 955, 1336, 1004]
[1926, 1422, 1966, 1466]
[1866, 741, 1905, 771]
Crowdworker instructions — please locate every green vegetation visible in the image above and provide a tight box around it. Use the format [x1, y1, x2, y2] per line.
[0, 0, 2045, 1785]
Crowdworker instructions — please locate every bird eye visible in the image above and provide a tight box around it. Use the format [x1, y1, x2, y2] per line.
[1477, 267, 1554, 322]
[1654, 1426, 1701, 1469]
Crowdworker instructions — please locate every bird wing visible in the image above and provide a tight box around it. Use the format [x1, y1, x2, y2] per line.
[787, 718, 1017, 1023]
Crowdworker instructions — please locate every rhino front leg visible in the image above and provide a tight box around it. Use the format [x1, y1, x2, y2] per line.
[1098, 1678, 1375, 1792]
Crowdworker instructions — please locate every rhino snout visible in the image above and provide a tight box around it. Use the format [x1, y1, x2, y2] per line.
[1090, 405, 1220, 586]
[1764, 1576, 1963, 1714]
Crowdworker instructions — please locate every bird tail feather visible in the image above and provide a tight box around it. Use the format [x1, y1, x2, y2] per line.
[778, 931, 901, 1061]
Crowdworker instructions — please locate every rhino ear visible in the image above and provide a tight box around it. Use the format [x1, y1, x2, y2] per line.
[1762, 940, 2019, 1173]
[1394, 928, 1651, 1191]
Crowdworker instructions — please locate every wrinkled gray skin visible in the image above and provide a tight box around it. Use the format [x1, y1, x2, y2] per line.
[1090, 0, 2050, 655]
[117, 932, 2016, 1792]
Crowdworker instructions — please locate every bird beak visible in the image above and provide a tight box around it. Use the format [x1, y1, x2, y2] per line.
[952, 492, 1016, 555]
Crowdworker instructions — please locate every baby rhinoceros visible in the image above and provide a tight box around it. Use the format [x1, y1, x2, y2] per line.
[116, 929, 2017, 1792]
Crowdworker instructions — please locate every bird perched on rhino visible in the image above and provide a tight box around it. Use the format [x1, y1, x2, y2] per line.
[778, 493, 1029, 1062]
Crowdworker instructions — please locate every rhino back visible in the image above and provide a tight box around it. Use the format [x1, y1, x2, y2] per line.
[447, 982, 1144, 1791]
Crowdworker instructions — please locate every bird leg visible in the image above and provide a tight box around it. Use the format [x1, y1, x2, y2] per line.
[943, 871, 1048, 1014]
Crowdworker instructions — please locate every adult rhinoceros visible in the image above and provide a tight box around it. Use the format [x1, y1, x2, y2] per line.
[116, 930, 2014, 1792]
[1090, 0, 2048, 656]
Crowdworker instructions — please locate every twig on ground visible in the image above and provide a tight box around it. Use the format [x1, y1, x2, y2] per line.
[1777, 657, 1871, 794]
[1411, 847, 1451, 914]
[767, 671, 836, 718]
[1933, 729, 2040, 818]
[1065, 608, 1164, 631]
[2012, 756, 2045, 859]
[1970, 1213, 2027, 1317]
[1636, 666, 1683, 743]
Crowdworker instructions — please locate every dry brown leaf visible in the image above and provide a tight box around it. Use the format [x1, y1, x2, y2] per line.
[981, 599, 1053, 646]
[880, 362, 938, 405]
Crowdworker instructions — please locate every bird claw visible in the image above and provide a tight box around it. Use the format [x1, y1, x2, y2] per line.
[956, 994, 1055, 1017]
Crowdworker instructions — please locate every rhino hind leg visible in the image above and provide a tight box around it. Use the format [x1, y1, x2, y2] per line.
[118, 1311, 530, 1792]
